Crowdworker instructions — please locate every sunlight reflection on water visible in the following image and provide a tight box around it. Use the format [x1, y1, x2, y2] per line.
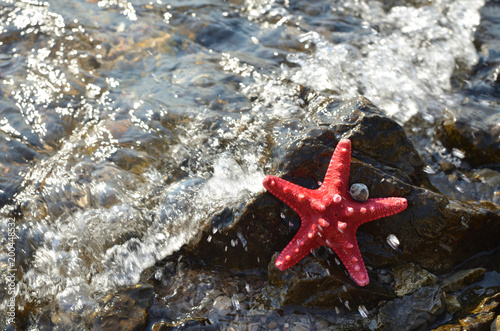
[0, 0, 496, 328]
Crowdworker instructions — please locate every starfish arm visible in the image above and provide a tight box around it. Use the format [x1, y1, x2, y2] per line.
[275, 223, 319, 271]
[353, 197, 407, 226]
[263, 175, 314, 218]
[322, 139, 351, 193]
[327, 233, 370, 287]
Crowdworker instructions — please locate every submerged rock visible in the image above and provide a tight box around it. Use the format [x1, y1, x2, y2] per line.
[88, 284, 154, 331]
[443, 295, 461, 314]
[439, 268, 486, 293]
[436, 105, 500, 167]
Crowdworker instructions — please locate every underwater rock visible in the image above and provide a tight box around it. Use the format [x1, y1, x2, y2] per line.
[88, 284, 154, 331]
[436, 105, 500, 167]
[439, 268, 486, 293]
[377, 285, 444, 330]
[443, 294, 461, 314]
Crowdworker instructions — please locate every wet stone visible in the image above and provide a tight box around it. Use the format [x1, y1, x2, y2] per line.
[88, 284, 154, 331]
[263, 254, 394, 310]
[185, 194, 294, 270]
[186, 96, 500, 311]
[436, 105, 500, 167]
[439, 268, 486, 293]
[434, 292, 500, 331]
[376, 285, 444, 331]
[443, 294, 461, 314]
[392, 262, 438, 297]
[213, 296, 233, 312]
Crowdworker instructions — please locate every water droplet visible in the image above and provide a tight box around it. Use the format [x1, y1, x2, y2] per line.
[344, 300, 351, 310]
[231, 294, 240, 310]
[358, 305, 369, 318]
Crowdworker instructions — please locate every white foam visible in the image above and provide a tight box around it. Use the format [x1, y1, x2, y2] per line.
[283, 0, 483, 122]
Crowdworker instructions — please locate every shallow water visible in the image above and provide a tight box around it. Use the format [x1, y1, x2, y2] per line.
[0, 0, 499, 329]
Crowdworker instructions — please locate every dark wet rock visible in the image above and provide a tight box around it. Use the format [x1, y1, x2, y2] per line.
[436, 105, 500, 168]
[263, 253, 395, 309]
[186, 96, 426, 273]
[88, 284, 154, 331]
[440, 268, 486, 293]
[461, 284, 500, 309]
[377, 285, 444, 331]
[393, 263, 438, 297]
[265, 97, 428, 194]
[142, 257, 270, 329]
[434, 292, 500, 331]
[186, 193, 294, 270]
[443, 294, 461, 314]
[186, 96, 500, 309]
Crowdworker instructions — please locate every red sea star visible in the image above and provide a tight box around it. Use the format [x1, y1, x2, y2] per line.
[262, 139, 407, 286]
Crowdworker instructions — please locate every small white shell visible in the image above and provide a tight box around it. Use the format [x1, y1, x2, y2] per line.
[349, 183, 369, 202]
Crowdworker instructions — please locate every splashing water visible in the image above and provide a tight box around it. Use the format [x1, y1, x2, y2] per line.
[282, 0, 483, 122]
[0, 0, 492, 328]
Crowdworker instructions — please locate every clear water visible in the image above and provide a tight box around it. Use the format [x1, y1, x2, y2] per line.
[0, 0, 498, 328]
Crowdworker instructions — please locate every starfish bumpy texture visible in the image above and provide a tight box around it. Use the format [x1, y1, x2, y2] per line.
[263, 139, 407, 286]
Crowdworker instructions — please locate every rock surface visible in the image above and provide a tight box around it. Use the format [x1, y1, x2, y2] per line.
[393, 263, 438, 297]
[178, 97, 500, 328]
[433, 292, 500, 331]
[377, 285, 444, 331]
[88, 284, 154, 331]
[439, 268, 486, 293]
[436, 105, 500, 168]
[187, 97, 500, 289]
